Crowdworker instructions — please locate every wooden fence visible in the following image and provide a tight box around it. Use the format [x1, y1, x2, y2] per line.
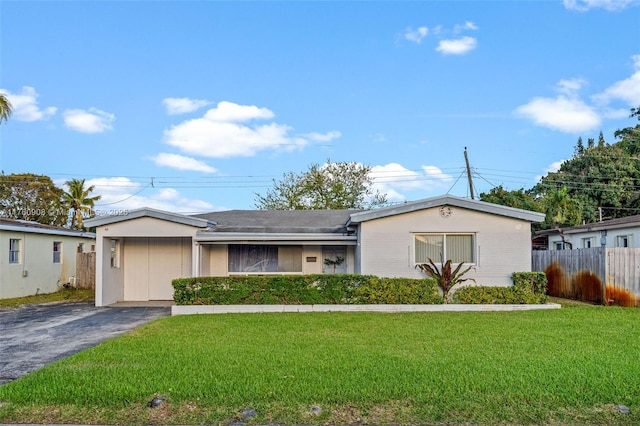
[75, 252, 96, 289]
[532, 247, 640, 307]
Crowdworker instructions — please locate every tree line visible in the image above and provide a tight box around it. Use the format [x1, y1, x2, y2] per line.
[480, 106, 640, 230]
[0, 174, 101, 230]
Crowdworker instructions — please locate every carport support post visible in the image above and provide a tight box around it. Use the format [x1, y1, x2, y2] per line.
[192, 240, 200, 278]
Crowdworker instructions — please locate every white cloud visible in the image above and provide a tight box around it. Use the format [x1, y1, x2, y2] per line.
[0, 86, 56, 121]
[63, 108, 115, 133]
[454, 21, 478, 33]
[556, 78, 588, 96]
[150, 153, 217, 173]
[87, 177, 218, 214]
[404, 26, 429, 43]
[592, 55, 640, 106]
[436, 36, 477, 55]
[204, 101, 274, 122]
[303, 131, 342, 142]
[563, 0, 634, 11]
[162, 97, 211, 115]
[371, 163, 454, 202]
[164, 101, 330, 158]
[515, 96, 601, 133]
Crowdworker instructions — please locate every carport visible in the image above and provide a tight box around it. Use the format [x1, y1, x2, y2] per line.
[85, 209, 211, 306]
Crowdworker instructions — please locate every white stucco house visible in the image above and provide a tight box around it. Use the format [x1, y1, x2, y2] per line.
[536, 214, 640, 250]
[0, 218, 96, 299]
[84, 195, 545, 306]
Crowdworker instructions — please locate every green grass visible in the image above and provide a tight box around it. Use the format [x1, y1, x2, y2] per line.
[1, 303, 639, 425]
[0, 288, 94, 308]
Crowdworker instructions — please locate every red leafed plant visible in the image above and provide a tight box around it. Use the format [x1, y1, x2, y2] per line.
[416, 257, 475, 303]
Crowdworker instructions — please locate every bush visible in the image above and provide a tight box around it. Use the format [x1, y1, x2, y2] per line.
[173, 274, 443, 305]
[451, 272, 548, 304]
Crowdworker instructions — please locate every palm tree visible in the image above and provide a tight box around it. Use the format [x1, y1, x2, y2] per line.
[62, 178, 101, 229]
[0, 93, 13, 124]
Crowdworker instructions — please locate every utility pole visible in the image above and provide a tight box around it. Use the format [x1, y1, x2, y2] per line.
[464, 147, 475, 199]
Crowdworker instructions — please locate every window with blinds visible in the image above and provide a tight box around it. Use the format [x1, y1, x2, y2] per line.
[414, 233, 475, 264]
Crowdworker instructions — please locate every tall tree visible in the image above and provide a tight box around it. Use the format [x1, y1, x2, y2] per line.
[479, 185, 542, 213]
[0, 93, 12, 124]
[62, 178, 102, 229]
[0, 173, 66, 226]
[255, 160, 388, 210]
[615, 106, 640, 156]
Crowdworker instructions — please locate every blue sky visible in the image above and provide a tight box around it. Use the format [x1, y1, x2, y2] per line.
[1, 0, 639, 214]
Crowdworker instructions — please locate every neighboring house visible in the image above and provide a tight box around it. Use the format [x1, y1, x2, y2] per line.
[0, 218, 96, 299]
[85, 195, 545, 306]
[536, 214, 640, 250]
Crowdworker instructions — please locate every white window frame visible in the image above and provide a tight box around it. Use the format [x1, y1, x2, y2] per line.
[9, 239, 21, 264]
[616, 235, 632, 248]
[581, 237, 595, 249]
[110, 239, 120, 268]
[53, 241, 62, 263]
[414, 233, 476, 265]
[554, 242, 566, 250]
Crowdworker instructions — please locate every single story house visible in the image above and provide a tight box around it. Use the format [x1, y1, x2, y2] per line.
[0, 218, 96, 299]
[536, 214, 640, 250]
[85, 195, 545, 306]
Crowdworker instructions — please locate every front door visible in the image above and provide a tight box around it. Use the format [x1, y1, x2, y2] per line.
[322, 247, 347, 274]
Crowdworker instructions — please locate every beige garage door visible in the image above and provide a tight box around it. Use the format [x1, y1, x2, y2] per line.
[124, 237, 192, 301]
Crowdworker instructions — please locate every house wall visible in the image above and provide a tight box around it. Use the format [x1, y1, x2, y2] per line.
[199, 244, 356, 276]
[0, 230, 94, 299]
[98, 237, 124, 306]
[357, 207, 533, 286]
[548, 228, 640, 250]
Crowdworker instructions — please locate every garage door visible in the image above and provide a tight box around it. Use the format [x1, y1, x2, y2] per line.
[123, 237, 192, 301]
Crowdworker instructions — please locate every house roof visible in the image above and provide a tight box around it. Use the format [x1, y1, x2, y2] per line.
[192, 210, 358, 234]
[348, 195, 546, 223]
[536, 214, 640, 236]
[0, 218, 96, 238]
[84, 207, 213, 228]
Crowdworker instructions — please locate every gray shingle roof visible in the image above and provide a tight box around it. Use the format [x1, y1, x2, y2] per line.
[192, 210, 359, 234]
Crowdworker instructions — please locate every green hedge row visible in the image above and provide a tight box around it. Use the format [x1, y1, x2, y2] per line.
[451, 272, 548, 304]
[173, 274, 444, 305]
[172, 272, 548, 305]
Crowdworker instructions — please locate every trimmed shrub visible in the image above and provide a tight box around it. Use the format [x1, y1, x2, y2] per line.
[173, 274, 443, 305]
[512, 271, 548, 294]
[451, 273, 548, 304]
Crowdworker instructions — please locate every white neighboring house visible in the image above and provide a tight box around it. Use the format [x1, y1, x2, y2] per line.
[85, 195, 545, 307]
[0, 218, 96, 299]
[536, 215, 640, 250]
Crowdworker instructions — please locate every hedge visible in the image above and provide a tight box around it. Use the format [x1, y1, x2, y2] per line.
[451, 272, 548, 304]
[173, 272, 548, 305]
[173, 274, 443, 305]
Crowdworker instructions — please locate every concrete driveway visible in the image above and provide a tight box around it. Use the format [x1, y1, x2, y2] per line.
[0, 302, 170, 385]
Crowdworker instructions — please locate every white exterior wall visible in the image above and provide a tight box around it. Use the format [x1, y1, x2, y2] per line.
[357, 207, 533, 286]
[548, 227, 640, 250]
[0, 230, 95, 299]
[94, 217, 198, 306]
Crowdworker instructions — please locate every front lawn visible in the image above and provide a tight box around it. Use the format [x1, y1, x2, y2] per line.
[0, 304, 638, 425]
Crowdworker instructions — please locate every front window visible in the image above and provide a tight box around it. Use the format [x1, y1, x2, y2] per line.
[414, 233, 474, 264]
[9, 239, 21, 264]
[53, 241, 62, 263]
[228, 244, 302, 273]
